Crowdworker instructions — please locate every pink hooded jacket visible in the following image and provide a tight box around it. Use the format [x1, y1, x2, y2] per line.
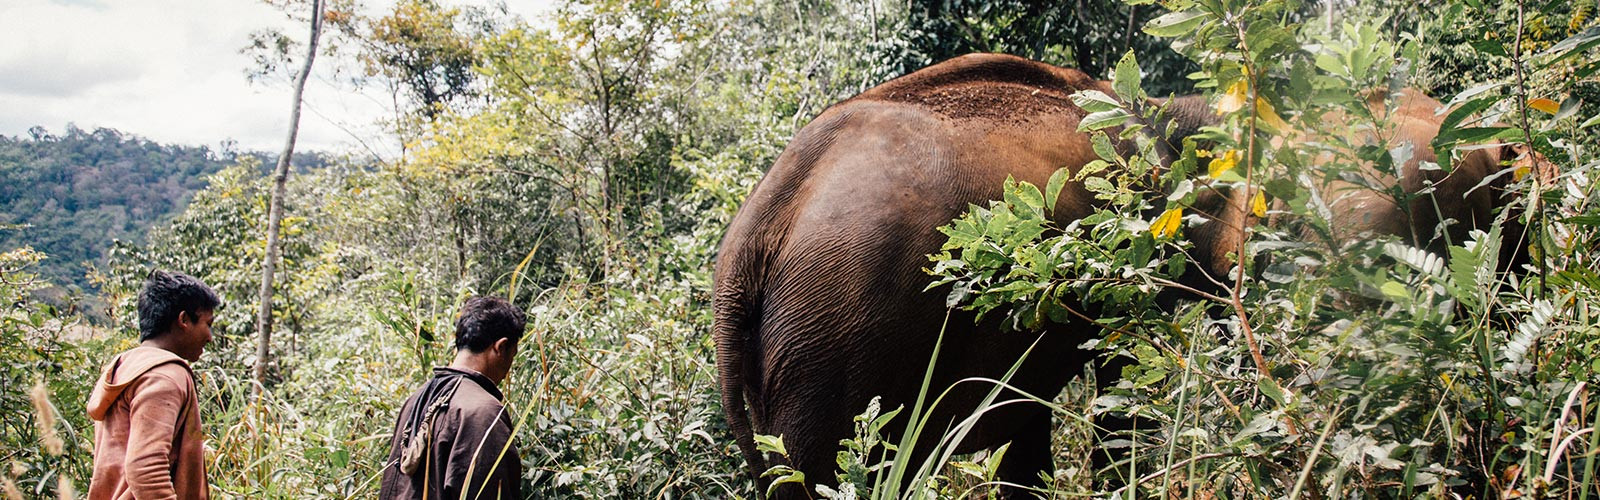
[86, 346, 209, 500]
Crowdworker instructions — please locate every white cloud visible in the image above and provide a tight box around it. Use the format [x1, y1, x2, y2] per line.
[0, 0, 556, 155]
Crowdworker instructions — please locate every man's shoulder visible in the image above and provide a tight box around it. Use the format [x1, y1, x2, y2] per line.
[450, 382, 505, 409]
[447, 382, 509, 421]
[141, 362, 196, 391]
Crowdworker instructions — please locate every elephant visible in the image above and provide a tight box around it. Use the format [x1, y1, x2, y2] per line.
[712, 53, 1233, 498]
[713, 53, 1524, 498]
[1303, 89, 1529, 269]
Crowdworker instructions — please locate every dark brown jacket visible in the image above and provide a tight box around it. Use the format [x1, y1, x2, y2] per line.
[379, 367, 521, 500]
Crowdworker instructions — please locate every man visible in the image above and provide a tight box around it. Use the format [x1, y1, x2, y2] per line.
[87, 270, 220, 500]
[381, 296, 526, 499]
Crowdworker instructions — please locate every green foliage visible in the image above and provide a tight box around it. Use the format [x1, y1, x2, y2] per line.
[0, 126, 232, 296]
[361, 0, 483, 121]
[6, 0, 1596, 498]
[874, 0, 1201, 95]
[0, 234, 100, 498]
[4, 0, 882, 497]
[921, 0, 1600, 497]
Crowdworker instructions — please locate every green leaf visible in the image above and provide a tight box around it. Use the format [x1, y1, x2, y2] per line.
[1091, 133, 1119, 163]
[1550, 269, 1600, 289]
[1538, 25, 1600, 65]
[1084, 177, 1115, 195]
[763, 467, 806, 497]
[1258, 375, 1288, 407]
[1470, 38, 1507, 58]
[1113, 51, 1142, 102]
[982, 441, 1011, 478]
[1582, 113, 1600, 129]
[1444, 82, 1504, 110]
[1447, 244, 1485, 308]
[1075, 159, 1111, 181]
[952, 460, 987, 479]
[1565, 215, 1600, 226]
[1245, 23, 1299, 66]
[1078, 108, 1134, 131]
[1441, 126, 1526, 145]
[1143, 10, 1207, 37]
[1044, 167, 1070, 215]
[1005, 179, 1046, 219]
[754, 434, 787, 457]
[1379, 281, 1409, 301]
[1438, 95, 1497, 131]
[1071, 90, 1122, 112]
[1554, 96, 1582, 122]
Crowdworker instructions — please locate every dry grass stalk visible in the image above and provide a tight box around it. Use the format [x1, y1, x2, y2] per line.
[55, 477, 73, 500]
[1, 475, 21, 500]
[28, 381, 62, 456]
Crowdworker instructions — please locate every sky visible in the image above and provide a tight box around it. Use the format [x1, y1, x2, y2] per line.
[0, 0, 555, 156]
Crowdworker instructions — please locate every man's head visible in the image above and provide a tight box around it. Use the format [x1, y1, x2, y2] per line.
[454, 296, 526, 383]
[137, 270, 221, 362]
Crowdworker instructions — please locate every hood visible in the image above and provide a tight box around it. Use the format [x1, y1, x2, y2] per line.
[86, 346, 191, 421]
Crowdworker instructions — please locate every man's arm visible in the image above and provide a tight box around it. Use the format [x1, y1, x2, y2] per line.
[122, 369, 188, 500]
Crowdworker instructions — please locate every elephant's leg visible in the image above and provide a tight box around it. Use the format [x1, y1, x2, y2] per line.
[1090, 354, 1142, 489]
[763, 387, 856, 500]
[763, 419, 836, 500]
[993, 409, 1054, 499]
[1091, 411, 1136, 485]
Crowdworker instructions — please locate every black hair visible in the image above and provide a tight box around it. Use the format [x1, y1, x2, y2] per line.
[137, 270, 222, 341]
[454, 296, 527, 353]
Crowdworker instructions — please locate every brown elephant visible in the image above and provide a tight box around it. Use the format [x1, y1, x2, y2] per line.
[712, 53, 1234, 498]
[1300, 88, 1528, 269]
[713, 54, 1521, 498]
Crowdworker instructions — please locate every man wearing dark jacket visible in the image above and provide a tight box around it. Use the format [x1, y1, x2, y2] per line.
[380, 296, 526, 500]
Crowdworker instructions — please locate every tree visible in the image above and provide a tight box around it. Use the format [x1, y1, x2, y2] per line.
[255, 0, 325, 396]
[872, 0, 1201, 95]
[362, 0, 483, 122]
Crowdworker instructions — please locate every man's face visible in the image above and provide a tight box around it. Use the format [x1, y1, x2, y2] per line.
[490, 338, 519, 384]
[175, 309, 215, 362]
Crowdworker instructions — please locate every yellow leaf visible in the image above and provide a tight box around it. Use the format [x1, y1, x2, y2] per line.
[1216, 80, 1248, 114]
[1528, 98, 1560, 115]
[1513, 165, 1531, 182]
[1255, 97, 1292, 132]
[1251, 190, 1267, 217]
[1209, 149, 1240, 179]
[1152, 207, 1183, 239]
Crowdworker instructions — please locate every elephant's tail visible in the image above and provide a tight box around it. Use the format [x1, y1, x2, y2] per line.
[714, 284, 767, 490]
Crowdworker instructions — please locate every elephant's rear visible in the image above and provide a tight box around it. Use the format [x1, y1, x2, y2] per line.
[713, 106, 863, 486]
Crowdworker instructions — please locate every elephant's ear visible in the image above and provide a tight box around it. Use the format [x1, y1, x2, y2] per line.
[1186, 182, 1254, 281]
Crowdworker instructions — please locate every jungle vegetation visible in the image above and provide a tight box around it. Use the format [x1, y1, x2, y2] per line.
[2, 0, 1597, 498]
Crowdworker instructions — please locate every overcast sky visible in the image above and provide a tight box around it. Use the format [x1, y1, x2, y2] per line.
[0, 0, 555, 155]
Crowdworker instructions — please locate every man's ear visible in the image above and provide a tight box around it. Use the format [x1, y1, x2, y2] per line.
[493, 337, 513, 355]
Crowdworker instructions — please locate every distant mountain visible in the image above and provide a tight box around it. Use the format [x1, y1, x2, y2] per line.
[0, 125, 329, 296]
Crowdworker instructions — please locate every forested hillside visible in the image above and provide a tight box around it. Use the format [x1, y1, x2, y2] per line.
[2, 0, 1597, 498]
[0, 126, 333, 302]
[0, 127, 229, 294]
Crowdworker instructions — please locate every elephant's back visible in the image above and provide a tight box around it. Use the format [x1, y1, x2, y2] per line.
[847, 52, 1104, 125]
[717, 55, 1112, 327]
[720, 54, 1108, 272]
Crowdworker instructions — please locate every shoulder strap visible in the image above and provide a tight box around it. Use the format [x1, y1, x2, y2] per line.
[398, 377, 465, 475]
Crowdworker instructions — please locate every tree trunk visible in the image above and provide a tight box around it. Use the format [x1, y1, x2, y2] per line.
[254, 0, 324, 398]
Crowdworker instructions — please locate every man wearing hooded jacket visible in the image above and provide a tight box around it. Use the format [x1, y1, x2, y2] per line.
[87, 270, 220, 500]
